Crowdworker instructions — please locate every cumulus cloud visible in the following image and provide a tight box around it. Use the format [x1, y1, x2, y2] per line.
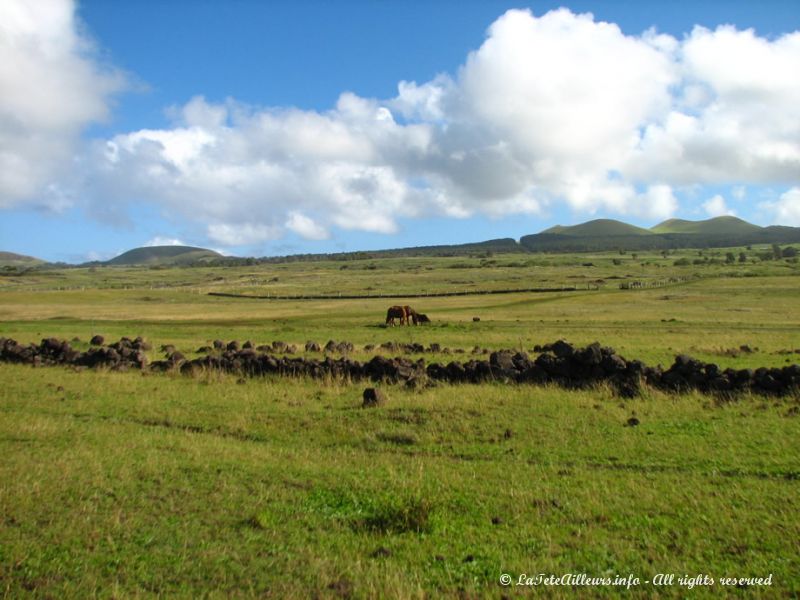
[76, 9, 688, 242]
[702, 194, 736, 217]
[629, 26, 800, 184]
[638, 185, 679, 220]
[0, 0, 123, 208]
[285, 212, 329, 240]
[454, 10, 675, 194]
[763, 187, 800, 226]
[3, 5, 799, 245]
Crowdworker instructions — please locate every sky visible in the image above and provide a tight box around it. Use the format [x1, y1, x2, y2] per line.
[1, 0, 799, 263]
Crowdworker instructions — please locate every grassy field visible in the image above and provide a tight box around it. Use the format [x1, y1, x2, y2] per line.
[1, 248, 799, 597]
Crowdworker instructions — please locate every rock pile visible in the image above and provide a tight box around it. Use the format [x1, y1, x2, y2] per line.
[1, 336, 798, 398]
[0, 336, 149, 370]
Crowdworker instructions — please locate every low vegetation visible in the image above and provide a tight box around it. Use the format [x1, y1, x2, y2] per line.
[1, 242, 798, 597]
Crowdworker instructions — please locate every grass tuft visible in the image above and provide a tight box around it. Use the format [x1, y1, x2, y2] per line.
[375, 431, 417, 445]
[247, 512, 272, 530]
[357, 495, 434, 534]
[306, 488, 435, 534]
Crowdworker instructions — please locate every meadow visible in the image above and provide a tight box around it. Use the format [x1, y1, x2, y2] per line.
[1, 246, 799, 597]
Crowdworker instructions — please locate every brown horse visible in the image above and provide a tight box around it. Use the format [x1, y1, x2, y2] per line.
[385, 305, 408, 326]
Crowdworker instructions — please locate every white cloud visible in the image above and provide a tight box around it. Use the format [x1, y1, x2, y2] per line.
[639, 185, 679, 220]
[457, 9, 675, 174]
[4, 5, 799, 245]
[81, 96, 427, 244]
[629, 26, 800, 184]
[285, 212, 329, 240]
[702, 194, 736, 217]
[763, 188, 800, 226]
[207, 223, 282, 246]
[0, 0, 123, 208]
[392, 76, 452, 121]
[144, 237, 186, 247]
[75, 9, 684, 240]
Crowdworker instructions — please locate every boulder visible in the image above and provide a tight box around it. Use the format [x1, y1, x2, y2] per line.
[575, 343, 602, 366]
[362, 388, 387, 408]
[551, 340, 575, 359]
[490, 350, 516, 373]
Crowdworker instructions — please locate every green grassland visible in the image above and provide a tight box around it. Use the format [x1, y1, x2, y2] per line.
[1, 246, 799, 597]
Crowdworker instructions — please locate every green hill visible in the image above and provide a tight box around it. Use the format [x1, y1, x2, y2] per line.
[651, 216, 762, 235]
[0, 251, 45, 267]
[521, 217, 800, 253]
[522, 219, 656, 252]
[541, 219, 653, 237]
[106, 246, 223, 266]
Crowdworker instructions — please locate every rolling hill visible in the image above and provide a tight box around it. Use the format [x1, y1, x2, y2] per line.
[521, 216, 800, 252]
[651, 216, 763, 235]
[0, 251, 45, 267]
[542, 219, 654, 237]
[106, 246, 224, 266]
[521, 219, 659, 252]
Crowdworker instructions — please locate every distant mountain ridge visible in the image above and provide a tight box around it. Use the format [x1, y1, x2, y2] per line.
[520, 216, 800, 252]
[4, 217, 799, 267]
[105, 245, 224, 266]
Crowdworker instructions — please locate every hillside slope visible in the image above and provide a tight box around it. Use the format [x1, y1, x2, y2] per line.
[542, 219, 653, 237]
[522, 217, 800, 252]
[106, 246, 223, 266]
[0, 251, 45, 267]
[651, 216, 762, 235]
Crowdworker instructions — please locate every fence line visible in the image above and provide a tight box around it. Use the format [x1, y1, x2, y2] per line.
[618, 276, 695, 290]
[206, 286, 588, 301]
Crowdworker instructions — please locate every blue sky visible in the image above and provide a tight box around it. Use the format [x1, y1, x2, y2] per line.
[1, 1, 798, 262]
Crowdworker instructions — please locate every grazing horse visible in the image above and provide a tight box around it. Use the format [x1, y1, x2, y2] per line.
[414, 313, 430, 324]
[403, 305, 417, 325]
[386, 305, 409, 326]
